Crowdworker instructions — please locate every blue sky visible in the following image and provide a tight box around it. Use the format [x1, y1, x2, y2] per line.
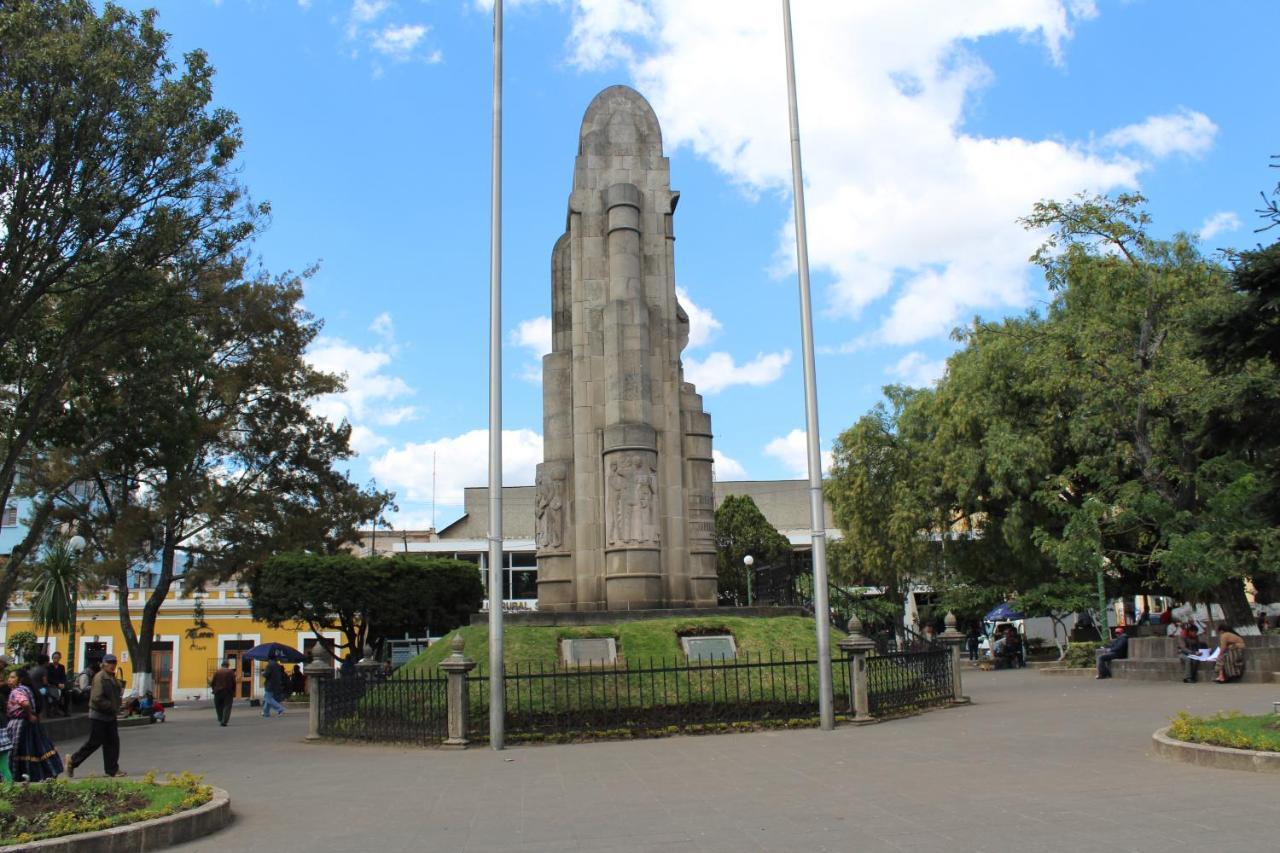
[114, 0, 1278, 530]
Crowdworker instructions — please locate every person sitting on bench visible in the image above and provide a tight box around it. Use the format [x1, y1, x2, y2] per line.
[1177, 621, 1206, 683]
[994, 626, 1023, 669]
[1213, 623, 1246, 683]
[1095, 626, 1128, 679]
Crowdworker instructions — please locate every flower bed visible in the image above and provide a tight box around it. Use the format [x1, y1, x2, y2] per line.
[1167, 711, 1280, 752]
[0, 772, 212, 847]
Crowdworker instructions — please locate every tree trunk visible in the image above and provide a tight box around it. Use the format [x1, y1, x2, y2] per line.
[1213, 579, 1256, 633]
[129, 519, 180, 695]
[1250, 573, 1280, 608]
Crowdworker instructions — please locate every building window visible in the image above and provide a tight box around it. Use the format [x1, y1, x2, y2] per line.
[1, 505, 16, 527]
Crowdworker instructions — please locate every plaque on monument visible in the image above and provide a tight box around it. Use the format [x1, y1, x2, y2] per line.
[560, 637, 618, 666]
[681, 635, 737, 662]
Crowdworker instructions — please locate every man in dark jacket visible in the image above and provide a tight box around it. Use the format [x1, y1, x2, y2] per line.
[210, 659, 238, 726]
[261, 658, 287, 717]
[1095, 627, 1129, 679]
[67, 653, 125, 777]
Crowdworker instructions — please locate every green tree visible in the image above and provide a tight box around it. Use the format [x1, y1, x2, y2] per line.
[26, 537, 87, 669]
[825, 388, 943, 626]
[712, 495, 791, 605]
[49, 260, 392, 694]
[249, 553, 484, 657]
[0, 0, 261, 608]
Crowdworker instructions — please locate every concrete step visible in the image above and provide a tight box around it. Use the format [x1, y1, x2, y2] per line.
[1038, 667, 1093, 677]
[1111, 658, 1274, 684]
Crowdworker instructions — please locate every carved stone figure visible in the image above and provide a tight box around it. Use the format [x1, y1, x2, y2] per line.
[534, 86, 717, 611]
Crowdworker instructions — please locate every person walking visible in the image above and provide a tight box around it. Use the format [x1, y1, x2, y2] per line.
[66, 653, 125, 778]
[8, 668, 65, 781]
[210, 659, 237, 726]
[261, 658, 287, 718]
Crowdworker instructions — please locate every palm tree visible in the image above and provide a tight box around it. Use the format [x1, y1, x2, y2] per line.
[28, 537, 83, 674]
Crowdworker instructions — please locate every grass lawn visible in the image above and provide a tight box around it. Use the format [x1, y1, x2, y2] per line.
[398, 615, 842, 673]
[0, 773, 212, 846]
[1168, 711, 1280, 752]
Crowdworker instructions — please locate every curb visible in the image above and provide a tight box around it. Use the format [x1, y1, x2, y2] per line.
[1151, 726, 1280, 774]
[2, 786, 232, 852]
[1038, 667, 1094, 677]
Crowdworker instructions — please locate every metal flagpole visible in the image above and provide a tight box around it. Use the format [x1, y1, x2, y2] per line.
[488, 0, 505, 750]
[782, 0, 834, 730]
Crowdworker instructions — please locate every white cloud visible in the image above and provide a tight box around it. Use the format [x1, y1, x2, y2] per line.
[556, 2, 1206, 347]
[351, 0, 388, 24]
[886, 351, 948, 388]
[370, 429, 543, 506]
[712, 449, 747, 480]
[306, 336, 416, 438]
[763, 429, 832, 479]
[1103, 109, 1217, 159]
[1199, 211, 1241, 241]
[369, 311, 394, 341]
[510, 316, 552, 357]
[684, 349, 790, 395]
[372, 24, 429, 58]
[675, 286, 722, 349]
[349, 424, 388, 455]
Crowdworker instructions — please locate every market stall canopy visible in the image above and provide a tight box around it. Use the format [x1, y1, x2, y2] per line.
[985, 602, 1025, 622]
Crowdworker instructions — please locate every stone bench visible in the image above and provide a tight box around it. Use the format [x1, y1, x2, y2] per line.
[1111, 636, 1280, 684]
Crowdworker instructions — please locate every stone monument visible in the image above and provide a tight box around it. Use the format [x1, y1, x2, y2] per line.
[534, 86, 717, 611]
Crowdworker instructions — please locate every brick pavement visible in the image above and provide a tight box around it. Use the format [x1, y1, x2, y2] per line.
[59, 671, 1280, 853]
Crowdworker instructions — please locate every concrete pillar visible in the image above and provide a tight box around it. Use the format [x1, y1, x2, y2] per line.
[355, 646, 381, 679]
[439, 634, 479, 748]
[837, 616, 876, 720]
[939, 612, 969, 705]
[304, 645, 334, 742]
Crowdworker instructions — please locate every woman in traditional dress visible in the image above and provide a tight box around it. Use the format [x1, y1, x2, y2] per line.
[0, 672, 13, 783]
[6, 668, 64, 781]
[1213, 623, 1247, 683]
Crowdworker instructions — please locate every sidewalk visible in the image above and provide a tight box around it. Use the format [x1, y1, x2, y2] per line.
[69, 671, 1279, 853]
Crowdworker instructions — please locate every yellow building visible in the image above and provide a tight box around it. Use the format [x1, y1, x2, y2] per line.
[0, 583, 339, 703]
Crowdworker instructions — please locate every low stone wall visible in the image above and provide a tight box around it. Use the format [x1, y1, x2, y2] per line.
[44, 714, 91, 744]
[1113, 636, 1280, 683]
[1152, 727, 1280, 774]
[3, 786, 232, 852]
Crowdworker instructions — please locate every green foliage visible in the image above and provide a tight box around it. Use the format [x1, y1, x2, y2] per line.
[0, 0, 263, 601]
[26, 538, 83, 635]
[5, 631, 38, 663]
[1167, 710, 1280, 752]
[825, 191, 1280, 627]
[1060, 642, 1100, 669]
[250, 553, 482, 654]
[713, 495, 792, 604]
[0, 774, 211, 845]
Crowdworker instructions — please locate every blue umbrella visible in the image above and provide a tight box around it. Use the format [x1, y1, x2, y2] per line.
[984, 602, 1025, 622]
[241, 642, 307, 663]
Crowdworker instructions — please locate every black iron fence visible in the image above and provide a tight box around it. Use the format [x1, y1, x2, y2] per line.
[463, 651, 851, 742]
[315, 645, 956, 746]
[318, 670, 448, 745]
[865, 647, 953, 716]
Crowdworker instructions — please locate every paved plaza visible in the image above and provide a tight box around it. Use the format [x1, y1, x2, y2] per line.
[58, 670, 1280, 853]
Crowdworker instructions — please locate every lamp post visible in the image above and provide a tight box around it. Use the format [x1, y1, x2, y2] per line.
[66, 535, 86, 676]
[744, 555, 754, 607]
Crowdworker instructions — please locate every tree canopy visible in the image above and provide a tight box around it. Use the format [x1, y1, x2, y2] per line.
[250, 553, 484, 656]
[713, 494, 792, 605]
[0, 0, 262, 598]
[825, 193, 1279, 629]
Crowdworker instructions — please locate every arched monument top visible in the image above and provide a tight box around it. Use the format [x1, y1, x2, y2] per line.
[578, 85, 663, 157]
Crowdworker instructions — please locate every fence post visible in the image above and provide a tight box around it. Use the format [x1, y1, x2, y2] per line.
[356, 646, 381, 679]
[939, 612, 969, 705]
[440, 634, 478, 749]
[304, 645, 334, 742]
[837, 616, 876, 720]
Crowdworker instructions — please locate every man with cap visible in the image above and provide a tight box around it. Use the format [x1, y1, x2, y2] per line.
[66, 653, 126, 777]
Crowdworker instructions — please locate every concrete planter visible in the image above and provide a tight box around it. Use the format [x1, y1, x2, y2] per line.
[0, 786, 231, 852]
[1152, 726, 1280, 774]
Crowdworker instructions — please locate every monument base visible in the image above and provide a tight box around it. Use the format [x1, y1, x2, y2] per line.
[470, 605, 807, 628]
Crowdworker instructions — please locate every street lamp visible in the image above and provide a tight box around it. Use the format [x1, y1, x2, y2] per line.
[66, 535, 86, 676]
[744, 555, 754, 607]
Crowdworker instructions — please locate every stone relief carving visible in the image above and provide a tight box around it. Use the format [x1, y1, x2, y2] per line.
[606, 454, 659, 547]
[534, 468, 566, 550]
